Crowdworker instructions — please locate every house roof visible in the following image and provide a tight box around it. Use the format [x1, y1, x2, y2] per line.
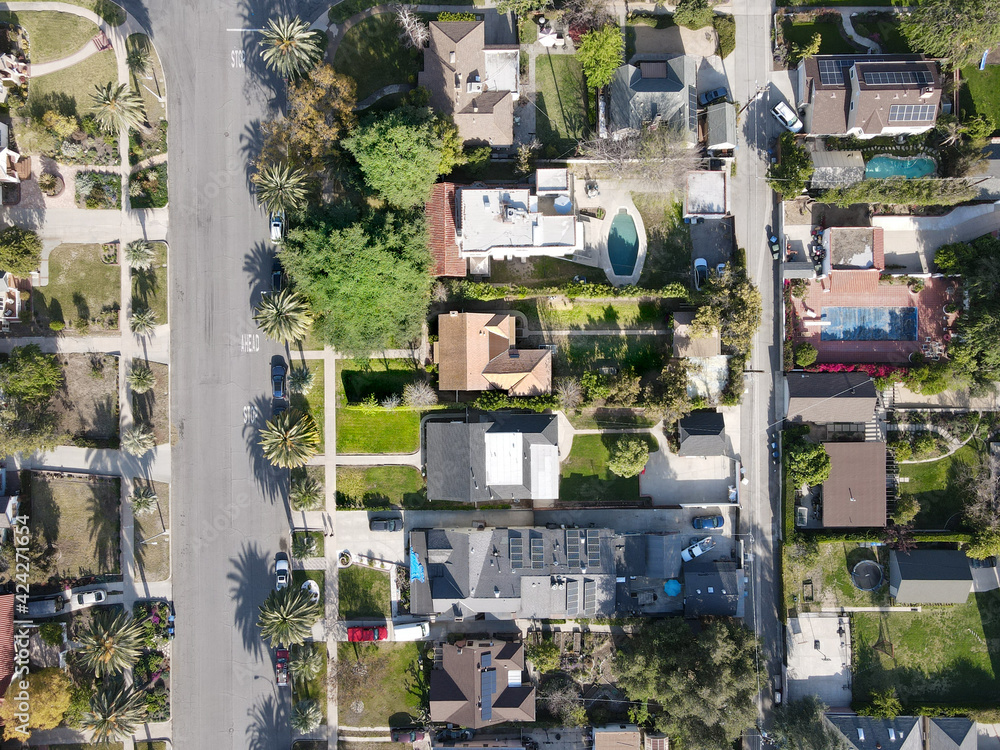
[0, 594, 14, 699]
[801, 55, 941, 136]
[594, 726, 642, 750]
[785, 372, 877, 424]
[430, 641, 535, 727]
[831, 268, 880, 295]
[426, 183, 466, 277]
[927, 718, 978, 750]
[706, 101, 737, 150]
[436, 312, 551, 394]
[890, 549, 973, 604]
[821, 442, 886, 528]
[829, 227, 884, 269]
[672, 311, 721, 357]
[418, 21, 518, 146]
[809, 143, 865, 189]
[425, 413, 560, 502]
[826, 716, 977, 750]
[609, 56, 696, 138]
[683, 561, 743, 618]
[678, 412, 726, 457]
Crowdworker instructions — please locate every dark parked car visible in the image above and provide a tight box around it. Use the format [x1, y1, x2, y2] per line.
[272, 399, 287, 417]
[437, 729, 475, 742]
[271, 260, 284, 293]
[271, 363, 287, 400]
[391, 729, 426, 743]
[693, 515, 725, 530]
[370, 517, 402, 532]
[698, 86, 728, 107]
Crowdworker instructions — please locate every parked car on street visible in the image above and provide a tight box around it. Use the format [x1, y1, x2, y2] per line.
[271, 362, 287, 400]
[693, 258, 708, 290]
[348, 626, 386, 642]
[271, 260, 284, 293]
[771, 101, 803, 133]
[681, 536, 716, 562]
[269, 212, 284, 243]
[274, 556, 290, 590]
[692, 515, 724, 530]
[369, 517, 401, 532]
[437, 729, 475, 742]
[699, 86, 728, 107]
[275, 649, 289, 687]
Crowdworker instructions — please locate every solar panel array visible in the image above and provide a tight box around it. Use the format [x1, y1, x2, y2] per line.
[530, 537, 544, 569]
[566, 578, 580, 615]
[481, 669, 496, 721]
[509, 535, 523, 570]
[583, 579, 596, 614]
[566, 530, 581, 569]
[817, 57, 855, 85]
[586, 529, 600, 569]
[889, 104, 936, 122]
[481, 652, 492, 668]
[863, 70, 931, 86]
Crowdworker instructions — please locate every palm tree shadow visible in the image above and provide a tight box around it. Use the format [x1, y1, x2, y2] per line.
[242, 240, 274, 301]
[227, 541, 271, 660]
[242, 393, 288, 508]
[246, 691, 290, 750]
[87, 478, 122, 574]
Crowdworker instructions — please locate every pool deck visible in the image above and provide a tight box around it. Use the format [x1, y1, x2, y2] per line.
[790, 275, 958, 364]
[576, 189, 648, 286]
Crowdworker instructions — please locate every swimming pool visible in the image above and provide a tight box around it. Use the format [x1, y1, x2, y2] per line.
[865, 155, 937, 180]
[821, 306, 918, 341]
[608, 210, 639, 276]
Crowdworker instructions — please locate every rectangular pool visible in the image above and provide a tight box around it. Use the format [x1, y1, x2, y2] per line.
[820, 306, 918, 341]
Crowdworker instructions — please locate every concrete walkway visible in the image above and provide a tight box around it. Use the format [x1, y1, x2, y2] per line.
[0, 327, 169, 363]
[30, 35, 101, 76]
[838, 10, 879, 53]
[11, 444, 171, 482]
[887, 418, 980, 464]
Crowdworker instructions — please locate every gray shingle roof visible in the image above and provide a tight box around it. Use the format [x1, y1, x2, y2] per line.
[786, 372, 876, 424]
[678, 412, 726, 456]
[609, 56, 695, 139]
[889, 549, 972, 604]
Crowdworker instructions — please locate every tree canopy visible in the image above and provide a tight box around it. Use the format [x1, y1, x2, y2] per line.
[577, 25, 624, 90]
[900, 0, 1000, 69]
[608, 436, 650, 477]
[281, 210, 431, 356]
[0, 668, 73, 739]
[0, 226, 42, 276]
[771, 697, 848, 750]
[698, 266, 762, 356]
[343, 106, 456, 209]
[819, 177, 975, 208]
[672, 0, 714, 30]
[785, 439, 832, 487]
[495, 0, 551, 17]
[0, 344, 63, 456]
[615, 618, 759, 750]
[767, 132, 813, 200]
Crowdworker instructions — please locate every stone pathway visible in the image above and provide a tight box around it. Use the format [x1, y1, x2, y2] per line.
[887, 418, 980, 464]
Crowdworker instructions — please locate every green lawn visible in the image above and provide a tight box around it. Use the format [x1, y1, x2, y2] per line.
[339, 565, 391, 620]
[337, 466, 426, 508]
[333, 14, 421, 102]
[633, 195, 693, 289]
[127, 33, 167, 124]
[131, 241, 168, 323]
[898, 443, 980, 529]
[535, 53, 588, 154]
[560, 434, 657, 503]
[27, 48, 117, 120]
[960, 66, 1000, 133]
[292, 569, 325, 610]
[337, 642, 426, 727]
[337, 359, 420, 405]
[292, 530, 325, 559]
[783, 20, 860, 56]
[852, 590, 1000, 705]
[0, 10, 98, 64]
[850, 12, 913, 53]
[292, 359, 326, 452]
[291, 642, 328, 721]
[553, 335, 668, 378]
[33, 243, 121, 330]
[337, 408, 422, 454]
[783, 541, 889, 614]
[512, 298, 665, 331]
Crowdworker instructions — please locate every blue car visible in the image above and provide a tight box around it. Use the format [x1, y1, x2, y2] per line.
[692, 515, 724, 530]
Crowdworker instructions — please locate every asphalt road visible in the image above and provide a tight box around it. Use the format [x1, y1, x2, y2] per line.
[120, 2, 332, 748]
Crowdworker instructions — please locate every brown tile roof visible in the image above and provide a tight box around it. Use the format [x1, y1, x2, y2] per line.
[595, 728, 642, 750]
[831, 269, 880, 295]
[822, 442, 886, 528]
[483, 348, 552, 396]
[431, 641, 535, 728]
[426, 182, 466, 277]
[455, 91, 514, 148]
[0, 594, 14, 699]
[672, 311, 720, 357]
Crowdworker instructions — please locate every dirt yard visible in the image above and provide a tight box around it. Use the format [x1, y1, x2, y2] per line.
[131, 361, 169, 443]
[133, 479, 169, 582]
[52, 354, 119, 445]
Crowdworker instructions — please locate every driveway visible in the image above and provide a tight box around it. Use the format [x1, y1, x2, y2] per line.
[336, 512, 407, 566]
[872, 203, 1000, 272]
[690, 216, 735, 270]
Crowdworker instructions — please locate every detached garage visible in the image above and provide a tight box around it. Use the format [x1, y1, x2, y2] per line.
[889, 549, 973, 604]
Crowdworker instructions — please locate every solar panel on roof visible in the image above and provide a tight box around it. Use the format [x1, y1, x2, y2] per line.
[818, 58, 855, 85]
[586, 529, 600, 569]
[583, 579, 596, 614]
[888, 104, 936, 122]
[509, 535, 523, 570]
[566, 530, 581, 569]
[863, 70, 931, 86]
[481, 652, 492, 667]
[566, 579, 579, 615]
[530, 537, 544, 569]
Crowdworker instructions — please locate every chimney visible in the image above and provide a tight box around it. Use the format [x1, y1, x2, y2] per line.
[473, 100, 479, 113]
[449, 50, 455, 64]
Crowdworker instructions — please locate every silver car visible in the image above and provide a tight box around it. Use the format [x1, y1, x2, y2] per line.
[771, 101, 803, 133]
[681, 536, 717, 562]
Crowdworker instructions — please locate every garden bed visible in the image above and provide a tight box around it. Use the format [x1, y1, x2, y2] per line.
[133, 600, 172, 720]
[129, 121, 167, 165]
[75, 170, 121, 209]
[129, 162, 167, 208]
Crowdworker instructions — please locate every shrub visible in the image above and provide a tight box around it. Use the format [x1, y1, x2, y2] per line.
[607, 436, 650, 477]
[911, 431, 937, 459]
[38, 172, 59, 194]
[0, 225, 42, 275]
[713, 15, 736, 58]
[42, 110, 78, 140]
[289, 366, 315, 395]
[673, 0, 714, 29]
[526, 639, 561, 673]
[794, 343, 818, 367]
[49, 320, 65, 331]
[892, 493, 920, 525]
[402, 380, 437, 407]
[438, 11, 476, 20]
[39, 622, 63, 647]
[888, 439, 912, 461]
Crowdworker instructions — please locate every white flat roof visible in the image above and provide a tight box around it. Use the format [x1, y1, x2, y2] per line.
[536, 167, 569, 193]
[484, 431, 523, 486]
[685, 171, 727, 217]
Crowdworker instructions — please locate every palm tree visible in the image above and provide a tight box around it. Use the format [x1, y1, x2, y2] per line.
[78, 611, 144, 677]
[125, 34, 151, 84]
[122, 424, 155, 457]
[91, 81, 147, 135]
[290, 474, 323, 511]
[252, 162, 309, 214]
[130, 485, 157, 515]
[257, 586, 321, 648]
[291, 698, 323, 732]
[130, 307, 158, 335]
[124, 239, 155, 270]
[127, 362, 156, 394]
[258, 409, 321, 469]
[253, 288, 313, 342]
[292, 532, 318, 559]
[289, 365, 315, 395]
[83, 683, 147, 743]
[289, 644, 324, 685]
[259, 15, 324, 80]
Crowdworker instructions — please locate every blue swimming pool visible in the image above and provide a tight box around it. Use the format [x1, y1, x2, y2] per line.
[608, 210, 639, 276]
[821, 306, 918, 341]
[865, 155, 937, 180]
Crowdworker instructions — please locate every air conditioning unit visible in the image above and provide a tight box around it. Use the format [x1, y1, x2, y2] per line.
[468, 82, 484, 93]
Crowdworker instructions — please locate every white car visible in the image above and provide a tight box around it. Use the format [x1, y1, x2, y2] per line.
[269, 212, 284, 243]
[771, 101, 803, 134]
[75, 590, 107, 606]
[275, 556, 290, 591]
[681, 536, 716, 562]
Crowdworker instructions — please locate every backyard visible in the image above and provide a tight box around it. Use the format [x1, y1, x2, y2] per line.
[511, 297, 666, 331]
[0, 10, 98, 64]
[489, 256, 599, 287]
[632, 194, 692, 289]
[552, 334, 668, 379]
[897, 443, 981, 530]
[132, 479, 169, 582]
[291, 358, 325, 452]
[781, 17, 859, 56]
[782, 541, 889, 614]
[535, 52, 588, 154]
[960, 65, 1000, 134]
[131, 241, 168, 323]
[32, 243, 120, 331]
[332, 14, 420, 102]
[850, 11, 913, 54]
[560, 434, 657, 503]
[131, 360, 170, 444]
[852, 590, 1000, 705]
[28, 471, 121, 583]
[337, 359, 425, 454]
[52, 354, 119, 446]
[336, 642, 428, 727]
[337, 466, 426, 509]
[339, 564, 391, 620]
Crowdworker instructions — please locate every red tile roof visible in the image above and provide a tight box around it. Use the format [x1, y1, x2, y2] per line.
[831, 269, 879, 295]
[426, 183, 466, 278]
[872, 227, 884, 270]
[0, 594, 15, 698]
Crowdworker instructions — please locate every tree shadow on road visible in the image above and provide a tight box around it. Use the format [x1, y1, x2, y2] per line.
[242, 392, 289, 507]
[246, 691, 290, 750]
[227, 541, 271, 660]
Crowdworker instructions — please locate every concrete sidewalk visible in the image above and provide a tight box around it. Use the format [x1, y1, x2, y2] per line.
[12, 444, 171, 483]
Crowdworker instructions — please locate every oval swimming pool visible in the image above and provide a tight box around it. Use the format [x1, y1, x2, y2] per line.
[865, 155, 937, 179]
[608, 210, 639, 276]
